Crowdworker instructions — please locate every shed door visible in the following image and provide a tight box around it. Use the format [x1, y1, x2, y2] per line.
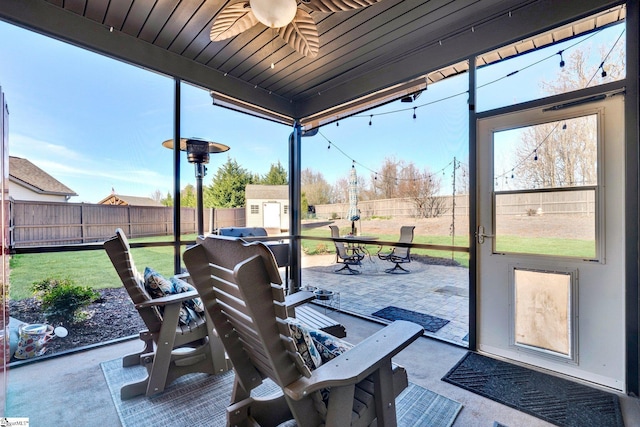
[263, 202, 281, 229]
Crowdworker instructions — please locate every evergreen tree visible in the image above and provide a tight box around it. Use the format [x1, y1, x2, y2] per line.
[205, 156, 254, 207]
[180, 184, 197, 208]
[161, 191, 173, 206]
[261, 161, 288, 184]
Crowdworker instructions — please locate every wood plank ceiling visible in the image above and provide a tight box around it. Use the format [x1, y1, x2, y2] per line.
[0, 0, 625, 127]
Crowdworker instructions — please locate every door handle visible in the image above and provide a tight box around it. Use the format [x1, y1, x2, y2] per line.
[476, 225, 494, 244]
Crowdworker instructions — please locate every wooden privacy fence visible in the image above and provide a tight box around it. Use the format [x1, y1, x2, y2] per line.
[314, 195, 470, 219]
[314, 190, 595, 220]
[10, 200, 245, 247]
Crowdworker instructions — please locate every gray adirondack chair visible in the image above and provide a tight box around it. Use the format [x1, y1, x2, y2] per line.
[104, 228, 228, 399]
[184, 236, 423, 426]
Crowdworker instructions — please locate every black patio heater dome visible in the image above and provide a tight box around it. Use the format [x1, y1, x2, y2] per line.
[162, 137, 229, 236]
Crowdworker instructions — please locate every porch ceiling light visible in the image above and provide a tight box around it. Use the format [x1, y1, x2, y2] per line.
[250, 0, 297, 28]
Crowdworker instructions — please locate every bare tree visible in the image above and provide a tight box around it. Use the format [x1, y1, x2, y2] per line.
[512, 43, 623, 189]
[397, 162, 444, 218]
[371, 157, 400, 199]
[301, 168, 332, 205]
[331, 176, 349, 204]
[150, 189, 163, 203]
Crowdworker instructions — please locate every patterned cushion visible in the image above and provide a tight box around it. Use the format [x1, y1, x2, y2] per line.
[287, 318, 352, 369]
[143, 267, 202, 325]
[287, 318, 322, 370]
[170, 277, 205, 314]
[287, 318, 353, 405]
[308, 328, 354, 364]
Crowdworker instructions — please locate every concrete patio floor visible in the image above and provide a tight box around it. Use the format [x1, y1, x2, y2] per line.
[4, 253, 639, 425]
[5, 310, 640, 426]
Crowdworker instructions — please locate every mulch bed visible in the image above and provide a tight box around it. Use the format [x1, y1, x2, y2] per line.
[412, 254, 461, 267]
[9, 287, 145, 357]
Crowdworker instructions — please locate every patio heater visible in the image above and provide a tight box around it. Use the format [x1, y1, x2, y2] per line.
[162, 138, 229, 236]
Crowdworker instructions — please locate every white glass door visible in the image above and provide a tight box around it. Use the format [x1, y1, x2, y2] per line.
[476, 95, 625, 391]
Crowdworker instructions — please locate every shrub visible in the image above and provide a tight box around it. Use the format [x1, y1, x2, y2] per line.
[31, 278, 100, 325]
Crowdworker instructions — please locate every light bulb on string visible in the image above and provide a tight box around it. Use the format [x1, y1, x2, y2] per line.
[562, 122, 567, 130]
[600, 62, 607, 78]
[534, 149, 538, 161]
[369, 115, 373, 126]
[336, 121, 339, 127]
[558, 50, 565, 68]
[413, 107, 417, 120]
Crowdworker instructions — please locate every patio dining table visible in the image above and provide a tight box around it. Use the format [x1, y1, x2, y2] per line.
[342, 235, 379, 260]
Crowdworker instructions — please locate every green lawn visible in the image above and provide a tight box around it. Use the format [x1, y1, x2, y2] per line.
[9, 231, 593, 300]
[9, 241, 190, 300]
[301, 228, 470, 267]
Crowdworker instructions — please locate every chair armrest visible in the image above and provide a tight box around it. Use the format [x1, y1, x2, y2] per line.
[283, 320, 423, 400]
[173, 272, 192, 284]
[135, 290, 200, 308]
[285, 291, 315, 309]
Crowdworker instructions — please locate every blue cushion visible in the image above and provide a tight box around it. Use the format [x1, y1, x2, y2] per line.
[143, 267, 202, 325]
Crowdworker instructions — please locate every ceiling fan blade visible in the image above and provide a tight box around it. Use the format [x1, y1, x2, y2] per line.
[303, 0, 382, 13]
[278, 9, 319, 58]
[210, 2, 259, 41]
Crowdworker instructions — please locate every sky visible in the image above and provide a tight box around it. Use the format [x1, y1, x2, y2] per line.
[0, 19, 625, 203]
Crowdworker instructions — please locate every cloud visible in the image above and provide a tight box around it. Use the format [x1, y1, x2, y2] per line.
[9, 133, 172, 201]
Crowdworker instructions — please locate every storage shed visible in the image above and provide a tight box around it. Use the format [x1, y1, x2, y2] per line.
[245, 185, 289, 233]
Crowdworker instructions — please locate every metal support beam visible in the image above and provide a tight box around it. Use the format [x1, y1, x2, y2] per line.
[289, 122, 303, 292]
[625, 0, 640, 397]
[468, 56, 477, 352]
[173, 79, 181, 274]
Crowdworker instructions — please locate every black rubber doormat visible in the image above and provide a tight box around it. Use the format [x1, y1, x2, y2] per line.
[442, 352, 624, 427]
[371, 306, 449, 333]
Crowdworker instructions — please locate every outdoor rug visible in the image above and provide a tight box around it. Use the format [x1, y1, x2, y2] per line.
[102, 358, 462, 426]
[372, 306, 450, 333]
[442, 352, 624, 427]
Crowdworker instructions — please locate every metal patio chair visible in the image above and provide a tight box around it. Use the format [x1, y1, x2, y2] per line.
[329, 225, 365, 274]
[378, 226, 415, 274]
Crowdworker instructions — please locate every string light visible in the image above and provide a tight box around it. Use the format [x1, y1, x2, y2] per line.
[349, 26, 612, 127]
[317, 130, 461, 184]
[316, 23, 622, 188]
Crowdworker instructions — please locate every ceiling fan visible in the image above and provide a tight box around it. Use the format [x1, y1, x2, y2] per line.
[210, 0, 383, 58]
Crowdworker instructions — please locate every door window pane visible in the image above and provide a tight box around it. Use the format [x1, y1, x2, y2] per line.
[493, 115, 598, 258]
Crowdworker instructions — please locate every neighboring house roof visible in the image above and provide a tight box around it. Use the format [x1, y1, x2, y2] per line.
[98, 194, 163, 207]
[9, 156, 77, 197]
[245, 185, 288, 200]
